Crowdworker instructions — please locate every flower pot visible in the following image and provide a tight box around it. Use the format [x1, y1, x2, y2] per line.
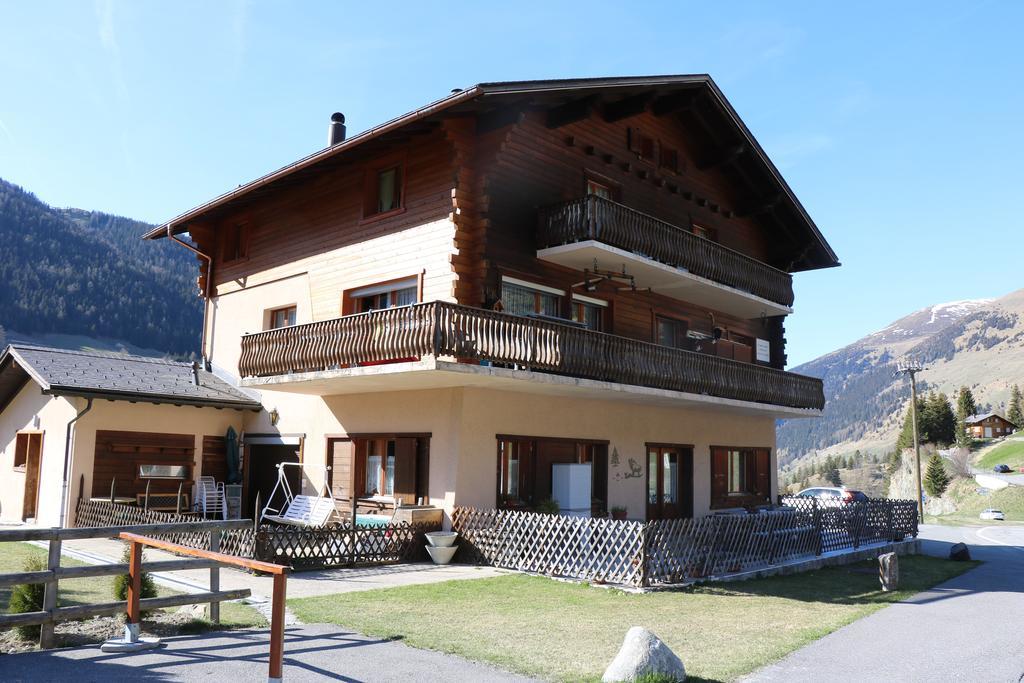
[426, 544, 458, 565]
[425, 531, 458, 547]
[611, 510, 628, 521]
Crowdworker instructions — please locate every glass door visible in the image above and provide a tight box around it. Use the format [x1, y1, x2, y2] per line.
[646, 445, 693, 520]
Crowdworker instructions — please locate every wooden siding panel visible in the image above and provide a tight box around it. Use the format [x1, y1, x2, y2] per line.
[92, 430, 196, 499]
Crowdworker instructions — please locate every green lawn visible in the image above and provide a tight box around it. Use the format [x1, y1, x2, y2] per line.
[290, 556, 975, 683]
[1, 542, 264, 639]
[976, 439, 1024, 470]
[927, 476, 1024, 525]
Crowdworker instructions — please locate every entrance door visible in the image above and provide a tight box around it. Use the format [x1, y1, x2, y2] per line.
[646, 445, 693, 520]
[985, 426, 993, 438]
[245, 444, 300, 517]
[19, 433, 43, 521]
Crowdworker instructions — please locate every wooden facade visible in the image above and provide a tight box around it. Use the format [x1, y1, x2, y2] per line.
[966, 414, 1018, 439]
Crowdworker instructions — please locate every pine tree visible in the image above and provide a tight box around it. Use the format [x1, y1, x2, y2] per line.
[896, 397, 927, 451]
[824, 456, 842, 486]
[928, 392, 957, 445]
[956, 386, 978, 420]
[1008, 385, 1023, 430]
[923, 453, 950, 497]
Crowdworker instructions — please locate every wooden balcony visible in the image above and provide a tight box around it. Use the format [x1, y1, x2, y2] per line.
[238, 302, 823, 411]
[537, 195, 795, 314]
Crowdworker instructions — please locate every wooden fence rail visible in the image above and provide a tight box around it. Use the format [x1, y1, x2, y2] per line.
[0, 520, 253, 649]
[537, 194, 795, 307]
[238, 301, 824, 410]
[452, 499, 918, 588]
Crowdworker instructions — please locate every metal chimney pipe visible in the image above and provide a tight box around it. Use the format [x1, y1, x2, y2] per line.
[328, 112, 346, 145]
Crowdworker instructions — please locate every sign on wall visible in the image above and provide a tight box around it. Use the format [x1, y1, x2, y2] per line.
[756, 338, 771, 363]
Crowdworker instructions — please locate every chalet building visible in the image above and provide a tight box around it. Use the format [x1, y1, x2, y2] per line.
[0, 345, 258, 526]
[965, 413, 1017, 439]
[1, 75, 838, 526]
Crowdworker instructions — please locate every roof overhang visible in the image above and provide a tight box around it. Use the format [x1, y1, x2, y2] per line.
[0, 346, 262, 413]
[145, 75, 838, 272]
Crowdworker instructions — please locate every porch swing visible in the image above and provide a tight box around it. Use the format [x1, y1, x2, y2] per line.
[259, 462, 339, 527]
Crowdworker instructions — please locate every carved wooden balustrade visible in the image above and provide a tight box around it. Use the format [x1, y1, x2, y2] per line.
[538, 194, 795, 307]
[239, 302, 824, 410]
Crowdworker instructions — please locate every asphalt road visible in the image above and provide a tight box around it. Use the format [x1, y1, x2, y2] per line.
[743, 523, 1024, 682]
[0, 624, 539, 682]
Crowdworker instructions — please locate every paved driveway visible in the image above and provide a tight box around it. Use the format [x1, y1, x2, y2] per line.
[0, 624, 539, 682]
[742, 524, 1024, 682]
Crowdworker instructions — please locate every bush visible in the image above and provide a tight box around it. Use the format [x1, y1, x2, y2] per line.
[8, 556, 46, 640]
[534, 498, 560, 515]
[113, 544, 158, 604]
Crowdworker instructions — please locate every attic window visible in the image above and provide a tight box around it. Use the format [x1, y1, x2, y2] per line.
[363, 158, 405, 219]
[628, 128, 656, 162]
[659, 146, 679, 173]
[221, 223, 249, 263]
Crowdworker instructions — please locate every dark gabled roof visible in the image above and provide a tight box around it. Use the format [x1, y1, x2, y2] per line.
[965, 413, 1014, 425]
[145, 74, 838, 272]
[0, 345, 261, 411]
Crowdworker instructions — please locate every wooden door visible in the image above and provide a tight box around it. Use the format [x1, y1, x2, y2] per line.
[21, 433, 43, 521]
[646, 445, 693, 520]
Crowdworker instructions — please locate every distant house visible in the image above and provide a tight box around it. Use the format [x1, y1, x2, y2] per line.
[0, 345, 259, 526]
[964, 413, 1018, 439]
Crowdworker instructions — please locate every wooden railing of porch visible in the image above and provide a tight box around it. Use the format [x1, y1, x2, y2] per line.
[538, 194, 795, 307]
[238, 302, 825, 410]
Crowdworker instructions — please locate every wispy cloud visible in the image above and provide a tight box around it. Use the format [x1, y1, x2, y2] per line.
[0, 118, 14, 146]
[95, 0, 118, 54]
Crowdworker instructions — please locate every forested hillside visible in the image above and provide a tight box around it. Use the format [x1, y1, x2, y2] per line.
[0, 179, 201, 356]
[779, 292, 1024, 468]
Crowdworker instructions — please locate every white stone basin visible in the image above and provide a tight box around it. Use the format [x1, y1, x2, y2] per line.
[425, 531, 458, 547]
[426, 544, 458, 565]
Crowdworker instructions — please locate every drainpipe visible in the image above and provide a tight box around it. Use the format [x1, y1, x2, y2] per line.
[167, 224, 214, 369]
[59, 397, 93, 527]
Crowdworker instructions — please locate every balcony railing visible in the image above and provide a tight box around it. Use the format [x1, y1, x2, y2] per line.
[238, 302, 824, 410]
[538, 195, 795, 308]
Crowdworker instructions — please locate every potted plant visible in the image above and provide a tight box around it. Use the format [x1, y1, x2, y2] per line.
[611, 505, 628, 521]
[534, 498, 560, 515]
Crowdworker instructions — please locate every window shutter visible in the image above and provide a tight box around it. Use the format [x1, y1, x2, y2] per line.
[754, 449, 771, 499]
[329, 440, 355, 503]
[393, 437, 418, 505]
[710, 448, 727, 506]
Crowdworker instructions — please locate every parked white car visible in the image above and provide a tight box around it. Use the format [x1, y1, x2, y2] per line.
[980, 508, 1005, 521]
[783, 487, 869, 507]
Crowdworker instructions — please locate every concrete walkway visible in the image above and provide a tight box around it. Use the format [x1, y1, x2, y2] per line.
[742, 523, 1024, 682]
[0, 624, 539, 682]
[46, 536, 507, 599]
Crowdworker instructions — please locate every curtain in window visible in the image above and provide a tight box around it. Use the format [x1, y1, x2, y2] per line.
[378, 168, 397, 213]
[366, 455, 382, 495]
[393, 286, 417, 307]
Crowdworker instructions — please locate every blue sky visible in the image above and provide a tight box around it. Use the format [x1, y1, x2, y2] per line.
[1, 1, 1021, 366]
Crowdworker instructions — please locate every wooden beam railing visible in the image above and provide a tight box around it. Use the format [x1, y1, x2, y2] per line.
[538, 194, 795, 307]
[239, 302, 824, 410]
[0, 519, 288, 681]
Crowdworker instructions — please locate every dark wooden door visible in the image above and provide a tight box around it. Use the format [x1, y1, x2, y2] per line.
[22, 433, 43, 521]
[646, 445, 693, 520]
[246, 444, 300, 516]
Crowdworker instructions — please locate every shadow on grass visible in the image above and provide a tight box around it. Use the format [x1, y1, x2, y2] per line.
[693, 554, 983, 607]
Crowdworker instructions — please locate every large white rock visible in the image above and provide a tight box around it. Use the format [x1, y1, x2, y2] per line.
[602, 626, 686, 682]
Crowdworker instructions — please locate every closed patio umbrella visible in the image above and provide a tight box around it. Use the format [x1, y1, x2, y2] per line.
[225, 426, 240, 484]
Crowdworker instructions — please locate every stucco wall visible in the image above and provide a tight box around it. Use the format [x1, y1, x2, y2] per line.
[68, 399, 248, 525]
[242, 385, 776, 522]
[0, 384, 77, 525]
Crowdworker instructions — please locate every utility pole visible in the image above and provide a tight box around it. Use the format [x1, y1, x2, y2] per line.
[894, 358, 925, 521]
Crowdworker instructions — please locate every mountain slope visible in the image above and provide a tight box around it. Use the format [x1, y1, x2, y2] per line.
[0, 179, 201, 356]
[779, 290, 1024, 466]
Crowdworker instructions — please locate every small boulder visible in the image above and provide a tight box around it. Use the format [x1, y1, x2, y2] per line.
[949, 542, 971, 561]
[177, 603, 208, 620]
[878, 552, 899, 591]
[602, 626, 686, 683]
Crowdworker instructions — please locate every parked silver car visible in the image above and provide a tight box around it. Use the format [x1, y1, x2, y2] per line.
[786, 487, 869, 506]
[980, 508, 1005, 521]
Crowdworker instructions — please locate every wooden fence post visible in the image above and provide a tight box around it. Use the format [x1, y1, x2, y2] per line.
[125, 540, 142, 643]
[209, 531, 220, 624]
[269, 572, 287, 682]
[39, 531, 62, 649]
